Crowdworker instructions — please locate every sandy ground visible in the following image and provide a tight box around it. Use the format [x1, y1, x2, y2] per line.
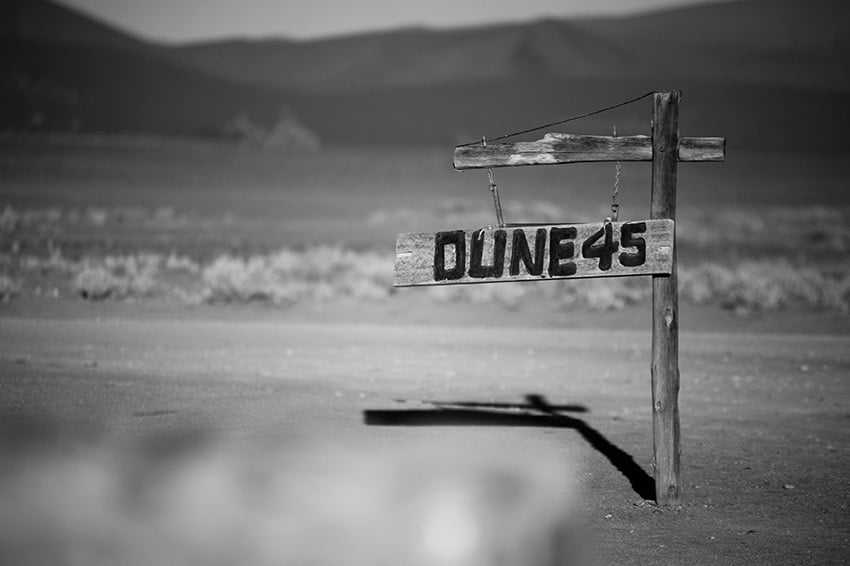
[1, 306, 848, 565]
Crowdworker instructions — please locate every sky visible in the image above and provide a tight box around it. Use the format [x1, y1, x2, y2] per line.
[57, 0, 732, 42]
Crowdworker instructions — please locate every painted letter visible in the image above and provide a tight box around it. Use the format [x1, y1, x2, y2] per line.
[434, 230, 465, 281]
[548, 227, 577, 277]
[510, 228, 546, 276]
[582, 222, 619, 271]
[619, 222, 647, 267]
[469, 229, 507, 278]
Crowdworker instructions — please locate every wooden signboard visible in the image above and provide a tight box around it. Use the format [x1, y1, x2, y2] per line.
[394, 219, 673, 287]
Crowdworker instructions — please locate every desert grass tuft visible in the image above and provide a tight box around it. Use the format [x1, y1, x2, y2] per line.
[0, 275, 19, 302]
[680, 260, 850, 314]
[4, 240, 849, 314]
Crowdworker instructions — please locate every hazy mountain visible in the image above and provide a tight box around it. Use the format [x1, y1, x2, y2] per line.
[175, 0, 850, 93]
[0, 0, 289, 136]
[2, 0, 848, 149]
[0, 0, 146, 51]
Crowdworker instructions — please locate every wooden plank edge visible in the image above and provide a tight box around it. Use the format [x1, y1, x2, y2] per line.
[453, 135, 725, 169]
[393, 267, 671, 287]
[679, 137, 725, 162]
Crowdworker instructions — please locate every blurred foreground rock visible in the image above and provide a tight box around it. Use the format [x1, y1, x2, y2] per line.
[0, 426, 584, 566]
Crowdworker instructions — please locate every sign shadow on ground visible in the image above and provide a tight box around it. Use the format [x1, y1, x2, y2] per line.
[364, 394, 655, 501]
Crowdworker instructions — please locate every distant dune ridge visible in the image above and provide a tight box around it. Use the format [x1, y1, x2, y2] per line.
[1, 0, 849, 148]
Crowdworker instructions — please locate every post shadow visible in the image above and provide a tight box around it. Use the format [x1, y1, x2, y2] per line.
[364, 394, 655, 501]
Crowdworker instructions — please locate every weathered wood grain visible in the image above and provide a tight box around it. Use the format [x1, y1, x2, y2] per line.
[453, 134, 725, 169]
[650, 91, 682, 506]
[394, 219, 674, 287]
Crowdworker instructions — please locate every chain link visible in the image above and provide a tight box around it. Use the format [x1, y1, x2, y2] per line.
[483, 137, 506, 228]
[610, 126, 621, 222]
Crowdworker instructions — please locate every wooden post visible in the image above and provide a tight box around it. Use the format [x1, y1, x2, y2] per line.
[650, 91, 681, 505]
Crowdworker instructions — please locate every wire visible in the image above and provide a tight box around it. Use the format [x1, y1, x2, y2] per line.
[456, 90, 655, 148]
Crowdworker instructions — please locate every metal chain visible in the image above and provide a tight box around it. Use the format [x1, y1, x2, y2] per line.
[483, 137, 506, 228]
[610, 126, 621, 222]
[481, 124, 623, 227]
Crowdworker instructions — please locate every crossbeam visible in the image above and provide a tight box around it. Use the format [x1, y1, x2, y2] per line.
[453, 133, 725, 170]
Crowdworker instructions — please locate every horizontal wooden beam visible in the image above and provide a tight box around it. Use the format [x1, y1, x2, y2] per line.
[395, 219, 674, 287]
[453, 134, 725, 170]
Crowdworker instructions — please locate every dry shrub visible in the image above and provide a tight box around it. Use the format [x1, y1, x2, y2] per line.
[0, 205, 20, 233]
[9, 238, 850, 314]
[558, 278, 651, 312]
[201, 255, 303, 305]
[680, 260, 850, 314]
[164, 253, 200, 274]
[678, 206, 850, 253]
[10, 247, 393, 306]
[0, 275, 19, 302]
[426, 277, 650, 312]
[74, 266, 123, 300]
[74, 255, 161, 300]
[201, 246, 393, 305]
